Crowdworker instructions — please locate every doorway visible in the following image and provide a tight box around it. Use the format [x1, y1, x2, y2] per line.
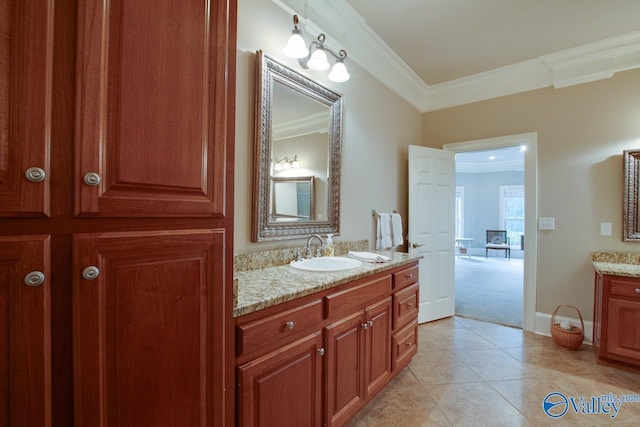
[444, 133, 537, 332]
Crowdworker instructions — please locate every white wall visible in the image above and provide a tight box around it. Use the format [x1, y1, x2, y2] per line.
[235, 0, 422, 253]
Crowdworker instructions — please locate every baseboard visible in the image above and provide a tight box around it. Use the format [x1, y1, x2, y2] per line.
[534, 311, 593, 345]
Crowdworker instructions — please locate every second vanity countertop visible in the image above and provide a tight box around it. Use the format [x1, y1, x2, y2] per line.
[592, 250, 640, 278]
[234, 252, 422, 318]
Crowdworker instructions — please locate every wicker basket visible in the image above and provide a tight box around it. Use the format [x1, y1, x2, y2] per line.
[550, 305, 584, 350]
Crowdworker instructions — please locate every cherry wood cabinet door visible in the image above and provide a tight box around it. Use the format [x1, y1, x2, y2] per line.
[325, 310, 366, 427]
[606, 297, 640, 363]
[75, 0, 231, 217]
[0, 235, 51, 426]
[237, 332, 323, 427]
[73, 230, 225, 426]
[0, 0, 54, 216]
[364, 297, 392, 397]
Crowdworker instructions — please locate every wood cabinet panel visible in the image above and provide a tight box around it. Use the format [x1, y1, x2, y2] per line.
[0, 0, 53, 216]
[237, 332, 323, 427]
[607, 297, 640, 363]
[75, 0, 229, 217]
[237, 298, 323, 357]
[325, 310, 365, 427]
[393, 265, 418, 290]
[392, 320, 418, 371]
[393, 282, 419, 330]
[73, 230, 225, 426]
[325, 275, 391, 318]
[0, 235, 51, 426]
[364, 297, 391, 397]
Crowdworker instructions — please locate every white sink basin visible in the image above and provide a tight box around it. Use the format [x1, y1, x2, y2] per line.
[290, 256, 361, 272]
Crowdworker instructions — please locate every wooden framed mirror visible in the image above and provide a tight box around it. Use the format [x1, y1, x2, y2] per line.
[252, 51, 342, 241]
[623, 149, 640, 241]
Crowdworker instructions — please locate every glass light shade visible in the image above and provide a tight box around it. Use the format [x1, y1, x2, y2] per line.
[292, 160, 299, 168]
[283, 32, 309, 59]
[328, 61, 350, 82]
[283, 162, 291, 169]
[306, 48, 330, 71]
[274, 163, 282, 170]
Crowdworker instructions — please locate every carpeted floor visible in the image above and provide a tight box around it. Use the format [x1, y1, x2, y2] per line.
[455, 256, 523, 328]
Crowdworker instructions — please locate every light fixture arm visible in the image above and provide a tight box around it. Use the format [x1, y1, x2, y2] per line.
[298, 33, 348, 69]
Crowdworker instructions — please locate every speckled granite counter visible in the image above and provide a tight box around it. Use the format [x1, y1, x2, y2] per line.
[234, 252, 421, 317]
[592, 250, 640, 278]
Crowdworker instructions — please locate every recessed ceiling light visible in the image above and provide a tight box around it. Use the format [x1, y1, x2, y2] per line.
[489, 156, 495, 160]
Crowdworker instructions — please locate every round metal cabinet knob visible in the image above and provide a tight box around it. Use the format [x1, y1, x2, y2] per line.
[635, 288, 640, 294]
[25, 167, 46, 183]
[83, 172, 101, 186]
[317, 348, 325, 356]
[82, 266, 100, 280]
[24, 271, 45, 286]
[285, 321, 295, 330]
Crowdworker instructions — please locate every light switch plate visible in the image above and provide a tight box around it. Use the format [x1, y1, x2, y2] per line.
[600, 222, 612, 236]
[539, 217, 555, 230]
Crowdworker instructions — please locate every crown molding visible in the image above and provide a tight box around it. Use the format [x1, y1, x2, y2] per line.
[273, 111, 328, 141]
[272, 1, 640, 113]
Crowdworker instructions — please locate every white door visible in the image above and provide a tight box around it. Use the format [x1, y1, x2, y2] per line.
[408, 145, 456, 323]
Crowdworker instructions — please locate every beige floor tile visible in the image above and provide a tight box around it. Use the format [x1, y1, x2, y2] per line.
[471, 324, 556, 348]
[345, 369, 451, 427]
[434, 327, 497, 351]
[453, 348, 538, 381]
[426, 382, 533, 425]
[348, 316, 640, 426]
[409, 349, 483, 385]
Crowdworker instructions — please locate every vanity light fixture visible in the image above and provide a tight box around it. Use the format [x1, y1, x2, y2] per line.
[273, 155, 299, 170]
[283, 15, 350, 82]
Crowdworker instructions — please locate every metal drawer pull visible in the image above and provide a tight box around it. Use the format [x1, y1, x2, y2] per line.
[83, 172, 101, 186]
[285, 321, 295, 330]
[24, 271, 45, 286]
[25, 167, 46, 182]
[361, 322, 369, 330]
[635, 288, 640, 294]
[406, 341, 413, 347]
[407, 302, 414, 308]
[317, 348, 325, 356]
[405, 273, 413, 279]
[368, 320, 374, 327]
[82, 266, 100, 280]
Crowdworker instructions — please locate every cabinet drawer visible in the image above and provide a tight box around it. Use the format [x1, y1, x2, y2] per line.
[392, 320, 418, 371]
[393, 283, 418, 330]
[393, 265, 419, 290]
[237, 299, 323, 357]
[325, 275, 392, 319]
[609, 278, 640, 299]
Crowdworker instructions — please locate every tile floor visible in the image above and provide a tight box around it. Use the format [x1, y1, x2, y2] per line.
[346, 316, 640, 426]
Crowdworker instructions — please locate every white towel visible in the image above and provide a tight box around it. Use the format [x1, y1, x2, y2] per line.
[376, 213, 392, 250]
[348, 251, 391, 263]
[390, 213, 403, 247]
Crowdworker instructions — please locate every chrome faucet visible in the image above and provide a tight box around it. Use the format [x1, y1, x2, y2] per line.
[306, 234, 324, 258]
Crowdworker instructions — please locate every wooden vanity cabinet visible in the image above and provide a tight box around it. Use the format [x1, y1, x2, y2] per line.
[594, 273, 640, 370]
[235, 261, 419, 427]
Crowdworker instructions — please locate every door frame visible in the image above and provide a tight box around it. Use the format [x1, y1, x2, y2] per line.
[443, 132, 537, 332]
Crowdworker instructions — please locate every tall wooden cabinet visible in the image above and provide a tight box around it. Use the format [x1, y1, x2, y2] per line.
[0, 1, 236, 426]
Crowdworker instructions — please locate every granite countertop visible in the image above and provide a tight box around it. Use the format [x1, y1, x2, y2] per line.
[234, 252, 422, 318]
[592, 250, 640, 278]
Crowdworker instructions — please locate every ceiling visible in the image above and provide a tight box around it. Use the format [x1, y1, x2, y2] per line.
[344, 0, 640, 85]
[273, 0, 640, 111]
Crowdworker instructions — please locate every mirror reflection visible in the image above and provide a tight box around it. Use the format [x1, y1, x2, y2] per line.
[252, 51, 343, 241]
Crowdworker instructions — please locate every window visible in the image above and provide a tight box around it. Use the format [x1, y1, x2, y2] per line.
[499, 185, 524, 247]
[455, 186, 464, 238]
